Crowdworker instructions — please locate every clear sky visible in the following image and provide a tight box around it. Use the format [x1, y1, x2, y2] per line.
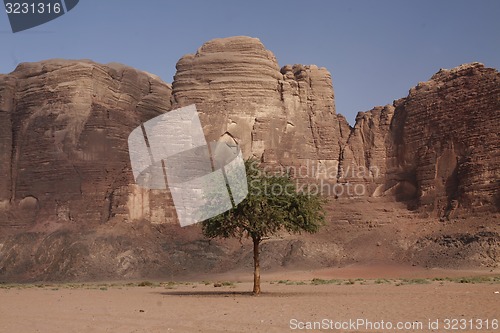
[1, 0, 499, 124]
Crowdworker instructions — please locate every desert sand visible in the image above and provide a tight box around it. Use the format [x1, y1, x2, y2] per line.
[1, 266, 498, 333]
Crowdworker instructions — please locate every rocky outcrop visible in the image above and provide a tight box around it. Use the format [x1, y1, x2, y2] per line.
[173, 38, 498, 217]
[340, 63, 499, 216]
[4, 40, 493, 229]
[0, 37, 498, 282]
[385, 63, 500, 215]
[172, 36, 345, 179]
[340, 105, 395, 196]
[0, 59, 174, 227]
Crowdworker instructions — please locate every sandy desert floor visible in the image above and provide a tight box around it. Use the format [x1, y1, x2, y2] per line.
[0, 266, 499, 333]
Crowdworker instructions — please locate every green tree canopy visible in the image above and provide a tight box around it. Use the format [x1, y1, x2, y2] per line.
[202, 159, 325, 294]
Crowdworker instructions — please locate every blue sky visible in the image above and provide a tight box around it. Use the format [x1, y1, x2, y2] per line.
[1, 0, 499, 124]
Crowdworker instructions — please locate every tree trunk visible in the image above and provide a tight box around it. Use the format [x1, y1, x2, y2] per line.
[252, 237, 261, 295]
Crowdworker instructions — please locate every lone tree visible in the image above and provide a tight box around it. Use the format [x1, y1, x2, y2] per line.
[201, 159, 325, 295]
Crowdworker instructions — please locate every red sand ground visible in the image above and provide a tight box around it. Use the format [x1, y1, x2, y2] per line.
[1, 265, 498, 333]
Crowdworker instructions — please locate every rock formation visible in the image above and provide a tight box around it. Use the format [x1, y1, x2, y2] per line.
[342, 63, 499, 216]
[171, 37, 500, 216]
[339, 104, 395, 196]
[387, 63, 500, 216]
[172, 37, 345, 181]
[0, 37, 498, 282]
[0, 59, 174, 227]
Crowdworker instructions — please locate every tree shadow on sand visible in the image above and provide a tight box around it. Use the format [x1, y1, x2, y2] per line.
[155, 290, 315, 297]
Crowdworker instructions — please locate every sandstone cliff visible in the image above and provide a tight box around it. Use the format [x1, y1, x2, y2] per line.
[0, 59, 174, 228]
[343, 62, 500, 217]
[0, 37, 498, 282]
[387, 63, 500, 216]
[172, 37, 346, 179]
[171, 37, 499, 216]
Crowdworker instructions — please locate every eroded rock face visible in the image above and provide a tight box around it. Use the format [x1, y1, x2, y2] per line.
[386, 63, 500, 215]
[171, 38, 498, 216]
[340, 63, 499, 215]
[0, 37, 498, 282]
[172, 36, 345, 178]
[340, 105, 395, 196]
[0, 60, 174, 227]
